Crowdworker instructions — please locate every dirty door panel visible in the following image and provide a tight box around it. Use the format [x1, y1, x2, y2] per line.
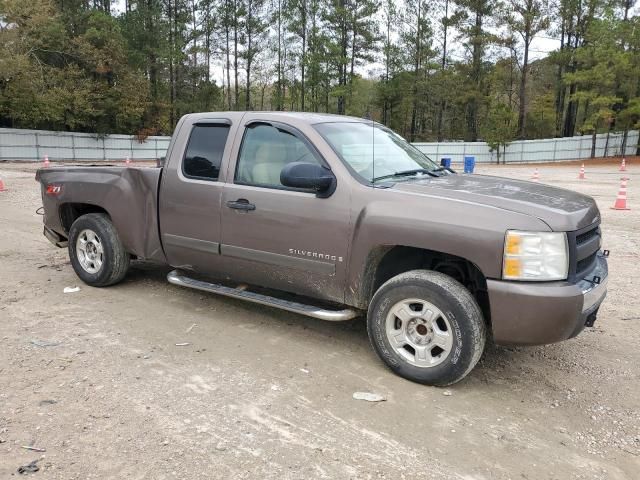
[159, 121, 232, 273]
[219, 122, 351, 303]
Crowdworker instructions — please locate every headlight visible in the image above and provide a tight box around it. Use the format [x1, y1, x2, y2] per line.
[503, 231, 569, 281]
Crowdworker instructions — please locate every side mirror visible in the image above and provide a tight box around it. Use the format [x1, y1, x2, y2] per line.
[280, 162, 336, 197]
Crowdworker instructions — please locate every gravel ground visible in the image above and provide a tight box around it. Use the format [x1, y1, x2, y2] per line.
[0, 159, 638, 479]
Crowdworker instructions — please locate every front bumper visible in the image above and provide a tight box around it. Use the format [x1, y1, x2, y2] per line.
[488, 252, 608, 346]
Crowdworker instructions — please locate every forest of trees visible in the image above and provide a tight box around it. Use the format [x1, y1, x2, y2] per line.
[1, 0, 639, 150]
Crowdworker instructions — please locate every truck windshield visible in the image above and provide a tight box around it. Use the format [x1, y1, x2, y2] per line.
[314, 122, 440, 183]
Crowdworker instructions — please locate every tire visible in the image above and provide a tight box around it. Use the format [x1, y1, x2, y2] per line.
[367, 270, 486, 386]
[68, 213, 130, 287]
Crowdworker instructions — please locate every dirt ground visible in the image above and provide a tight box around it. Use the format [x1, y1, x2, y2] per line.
[1, 160, 638, 479]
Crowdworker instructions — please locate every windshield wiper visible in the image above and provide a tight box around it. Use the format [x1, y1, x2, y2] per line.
[372, 168, 439, 182]
[432, 166, 457, 173]
[430, 166, 456, 175]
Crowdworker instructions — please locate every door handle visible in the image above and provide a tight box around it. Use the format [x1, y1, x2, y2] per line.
[226, 199, 256, 211]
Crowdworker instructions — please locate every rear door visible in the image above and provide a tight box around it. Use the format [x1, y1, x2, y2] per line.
[218, 118, 351, 303]
[159, 116, 239, 274]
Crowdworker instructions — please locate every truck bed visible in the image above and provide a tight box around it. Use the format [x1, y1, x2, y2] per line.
[36, 165, 167, 264]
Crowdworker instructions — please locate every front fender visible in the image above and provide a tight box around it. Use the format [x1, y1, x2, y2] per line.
[345, 192, 550, 308]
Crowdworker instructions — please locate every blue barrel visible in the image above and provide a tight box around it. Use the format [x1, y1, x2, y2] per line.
[464, 156, 475, 173]
[440, 157, 451, 168]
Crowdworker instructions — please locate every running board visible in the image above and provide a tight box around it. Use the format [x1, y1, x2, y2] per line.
[167, 269, 359, 322]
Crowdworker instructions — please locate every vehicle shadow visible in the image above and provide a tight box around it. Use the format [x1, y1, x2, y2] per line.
[122, 262, 570, 392]
[124, 260, 370, 336]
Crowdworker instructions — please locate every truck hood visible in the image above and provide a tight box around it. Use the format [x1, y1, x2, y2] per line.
[391, 174, 600, 231]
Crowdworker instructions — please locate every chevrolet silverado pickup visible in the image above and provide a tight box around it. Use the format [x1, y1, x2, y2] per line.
[35, 112, 609, 386]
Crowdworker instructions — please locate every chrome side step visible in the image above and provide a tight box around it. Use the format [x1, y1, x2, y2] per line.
[167, 269, 360, 322]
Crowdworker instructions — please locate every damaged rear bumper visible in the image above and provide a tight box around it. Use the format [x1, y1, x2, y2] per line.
[44, 226, 68, 248]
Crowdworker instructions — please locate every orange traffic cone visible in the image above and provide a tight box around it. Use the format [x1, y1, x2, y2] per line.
[43, 155, 50, 168]
[125, 156, 131, 166]
[611, 177, 630, 210]
[0, 177, 7, 192]
[620, 157, 627, 172]
[578, 163, 586, 179]
[531, 168, 540, 181]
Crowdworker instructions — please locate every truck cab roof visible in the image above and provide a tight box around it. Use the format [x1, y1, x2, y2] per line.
[181, 111, 370, 126]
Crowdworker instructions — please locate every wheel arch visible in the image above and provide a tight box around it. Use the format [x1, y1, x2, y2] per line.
[356, 245, 491, 327]
[60, 203, 111, 235]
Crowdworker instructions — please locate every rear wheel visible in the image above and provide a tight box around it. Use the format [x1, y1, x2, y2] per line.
[367, 270, 486, 386]
[68, 213, 129, 287]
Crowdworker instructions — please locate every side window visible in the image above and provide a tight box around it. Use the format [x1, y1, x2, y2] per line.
[235, 124, 321, 188]
[183, 124, 230, 181]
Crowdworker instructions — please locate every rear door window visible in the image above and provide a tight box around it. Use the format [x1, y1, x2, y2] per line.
[183, 124, 230, 181]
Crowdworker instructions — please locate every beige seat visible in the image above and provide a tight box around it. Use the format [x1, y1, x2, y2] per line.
[251, 143, 288, 185]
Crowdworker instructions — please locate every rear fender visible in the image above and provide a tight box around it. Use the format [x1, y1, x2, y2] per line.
[38, 167, 166, 263]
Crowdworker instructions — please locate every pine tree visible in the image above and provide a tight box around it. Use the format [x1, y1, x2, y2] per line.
[455, 0, 495, 141]
[502, 0, 550, 138]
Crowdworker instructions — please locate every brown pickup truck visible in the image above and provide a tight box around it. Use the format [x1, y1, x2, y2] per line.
[35, 112, 609, 386]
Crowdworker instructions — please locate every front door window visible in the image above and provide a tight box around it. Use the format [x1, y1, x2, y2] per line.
[235, 124, 321, 188]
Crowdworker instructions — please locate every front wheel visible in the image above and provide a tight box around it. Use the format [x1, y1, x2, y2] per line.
[68, 213, 130, 287]
[367, 270, 486, 386]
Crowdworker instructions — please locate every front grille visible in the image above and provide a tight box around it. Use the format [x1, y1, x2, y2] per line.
[569, 224, 601, 281]
[576, 227, 600, 245]
[576, 251, 598, 275]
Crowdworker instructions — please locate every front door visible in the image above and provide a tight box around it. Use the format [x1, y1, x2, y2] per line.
[219, 121, 351, 303]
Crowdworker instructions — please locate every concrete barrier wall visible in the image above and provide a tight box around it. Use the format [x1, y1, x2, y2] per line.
[413, 131, 639, 164]
[1, 127, 637, 163]
[0, 128, 171, 162]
